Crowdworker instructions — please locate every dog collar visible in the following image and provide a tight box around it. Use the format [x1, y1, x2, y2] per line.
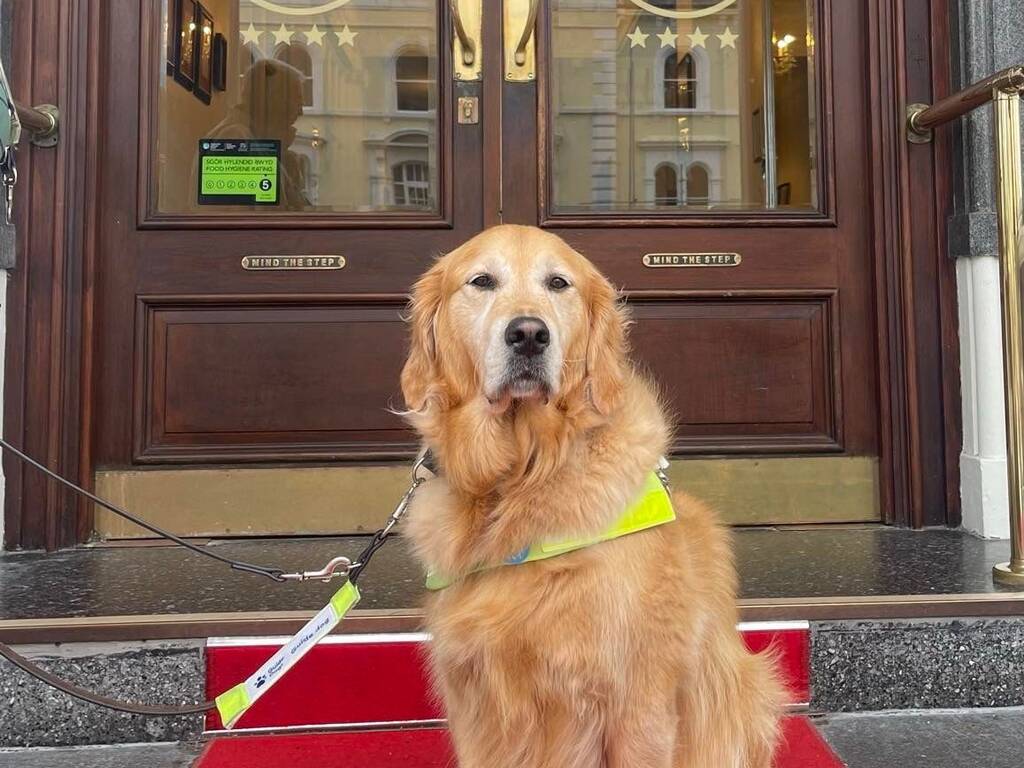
[425, 468, 675, 591]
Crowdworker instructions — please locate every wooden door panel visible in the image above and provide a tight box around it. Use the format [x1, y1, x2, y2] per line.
[134, 297, 412, 463]
[629, 293, 839, 452]
[507, 0, 877, 462]
[85, 0, 887, 533]
[94, 0, 486, 470]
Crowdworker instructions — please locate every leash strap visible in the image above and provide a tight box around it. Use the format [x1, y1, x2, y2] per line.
[215, 582, 361, 728]
[0, 440, 433, 719]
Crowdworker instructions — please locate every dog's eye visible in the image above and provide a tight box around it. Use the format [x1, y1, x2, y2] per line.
[547, 275, 571, 292]
[469, 273, 497, 290]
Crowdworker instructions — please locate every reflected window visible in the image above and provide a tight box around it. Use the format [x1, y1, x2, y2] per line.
[155, 0, 441, 216]
[393, 161, 430, 207]
[550, 0, 819, 214]
[274, 43, 313, 108]
[386, 132, 431, 209]
[664, 52, 697, 110]
[395, 48, 431, 112]
[655, 164, 678, 206]
[686, 164, 710, 206]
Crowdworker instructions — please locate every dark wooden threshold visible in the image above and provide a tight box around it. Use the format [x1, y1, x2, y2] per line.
[4, 594, 1024, 645]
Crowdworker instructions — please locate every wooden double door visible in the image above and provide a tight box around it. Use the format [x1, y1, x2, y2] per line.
[86, 0, 889, 537]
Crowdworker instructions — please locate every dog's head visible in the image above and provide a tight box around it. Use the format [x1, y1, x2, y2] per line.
[401, 225, 627, 418]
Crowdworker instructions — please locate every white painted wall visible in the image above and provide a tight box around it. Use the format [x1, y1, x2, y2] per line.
[950, 0, 1024, 539]
[958, 253, 1010, 538]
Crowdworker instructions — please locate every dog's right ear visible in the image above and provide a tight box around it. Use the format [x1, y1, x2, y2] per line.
[401, 262, 445, 412]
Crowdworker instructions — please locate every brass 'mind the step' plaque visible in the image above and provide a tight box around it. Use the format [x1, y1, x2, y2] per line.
[643, 253, 742, 268]
[242, 255, 346, 271]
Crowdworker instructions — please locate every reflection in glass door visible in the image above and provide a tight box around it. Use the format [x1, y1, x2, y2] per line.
[549, 0, 818, 214]
[157, 0, 441, 215]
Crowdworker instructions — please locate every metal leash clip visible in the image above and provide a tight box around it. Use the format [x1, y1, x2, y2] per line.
[656, 456, 672, 491]
[279, 450, 437, 584]
[279, 555, 352, 583]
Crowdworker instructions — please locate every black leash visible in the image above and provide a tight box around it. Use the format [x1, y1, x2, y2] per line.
[0, 438, 288, 582]
[0, 438, 434, 717]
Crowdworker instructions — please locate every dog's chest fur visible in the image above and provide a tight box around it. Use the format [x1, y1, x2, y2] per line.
[426, 545, 645, 698]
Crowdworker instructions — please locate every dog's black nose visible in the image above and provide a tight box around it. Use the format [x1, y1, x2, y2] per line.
[505, 316, 550, 357]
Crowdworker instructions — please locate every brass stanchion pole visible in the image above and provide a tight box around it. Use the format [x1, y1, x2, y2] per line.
[992, 85, 1024, 586]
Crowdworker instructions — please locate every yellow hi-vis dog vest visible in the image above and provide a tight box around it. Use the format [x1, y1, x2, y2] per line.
[425, 470, 676, 591]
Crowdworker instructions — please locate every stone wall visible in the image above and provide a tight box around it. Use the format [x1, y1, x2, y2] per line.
[0, 641, 204, 748]
[949, 0, 1024, 538]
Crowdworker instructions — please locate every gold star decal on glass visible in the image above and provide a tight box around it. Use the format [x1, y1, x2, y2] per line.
[240, 23, 261, 46]
[336, 24, 358, 48]
[657, 26, 677, 48]
[627, 27, 650, 48]
[305, 24, 326, 46]
[272, 23, 292, 46]
[717, 27, 738, 49]
[687, 26, 708, 48]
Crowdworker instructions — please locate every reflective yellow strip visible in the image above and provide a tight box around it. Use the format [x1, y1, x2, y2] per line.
[330, 580, 361, 616]
[540, 472, 671, 555]
[425, 472, 674, 590]
[214, 684, 250, 729]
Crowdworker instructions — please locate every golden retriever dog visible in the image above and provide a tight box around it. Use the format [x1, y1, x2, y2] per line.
[401, 225, 784, 767]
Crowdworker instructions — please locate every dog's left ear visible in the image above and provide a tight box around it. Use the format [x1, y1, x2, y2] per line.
[401, 262, 445, 412]
[585, 268, 628, 415]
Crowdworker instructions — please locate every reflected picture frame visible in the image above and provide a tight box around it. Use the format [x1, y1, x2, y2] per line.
[752, 107, 764, 164]
[165, 0, 180, 76]
[173, 0, 198, 90]
[194, 5, 214, 104]
[212, 33, 228, 91]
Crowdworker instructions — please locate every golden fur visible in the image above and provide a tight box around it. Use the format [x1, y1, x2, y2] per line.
[401, 225, 784, 767]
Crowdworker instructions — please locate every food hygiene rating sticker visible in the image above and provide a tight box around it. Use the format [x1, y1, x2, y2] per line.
[198, 139, 280, 206]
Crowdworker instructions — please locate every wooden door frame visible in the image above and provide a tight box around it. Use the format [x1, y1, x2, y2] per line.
[3, 0, 957, 549]
[4, 0, 99, 549]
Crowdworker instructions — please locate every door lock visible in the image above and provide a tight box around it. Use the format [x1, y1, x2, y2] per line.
[458, 96, 480, 125]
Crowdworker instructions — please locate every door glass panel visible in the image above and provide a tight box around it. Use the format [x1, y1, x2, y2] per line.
[550, 0, 818, 214]
[156, 0, 440, 215]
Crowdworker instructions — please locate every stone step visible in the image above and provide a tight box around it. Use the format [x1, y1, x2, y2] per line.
[0, 622, 808, 748]
[192, 719, 842, 767]
[7, 617, 1024, 747]
[818, 706, 1024, 768]
[0, 718, 843, 768]
[5, 708, 1024, 768]
[3, 529, 1023, 750]
[0, 742, 201, 768]
[812, 618, 1024, 712]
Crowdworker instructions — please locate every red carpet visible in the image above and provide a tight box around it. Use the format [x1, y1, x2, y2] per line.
[205, 623, 810, 731]
[194, 716, 843, 767]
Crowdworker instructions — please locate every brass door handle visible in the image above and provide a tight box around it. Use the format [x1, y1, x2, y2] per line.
[451, 0, 482, 81]
[505, 0, 538, 81]
[514, 0, 541, 66]
[450, 0, 475, 66]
